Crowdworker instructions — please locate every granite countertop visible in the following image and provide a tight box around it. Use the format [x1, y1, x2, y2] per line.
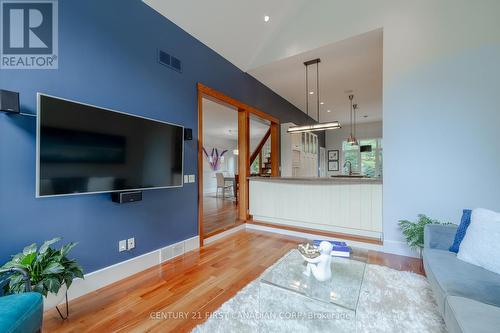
[249, 176, 383, 184]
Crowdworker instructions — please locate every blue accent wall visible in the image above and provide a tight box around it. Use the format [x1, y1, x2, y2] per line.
[0, 0, 316, 273]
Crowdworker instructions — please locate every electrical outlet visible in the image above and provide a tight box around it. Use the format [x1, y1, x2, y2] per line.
[127, 237, 135, 250]
[119, 240, 127, 252]
[188, 174, 195, 183]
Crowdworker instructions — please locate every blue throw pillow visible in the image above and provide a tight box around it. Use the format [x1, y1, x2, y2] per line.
[449, 209, 472, 253]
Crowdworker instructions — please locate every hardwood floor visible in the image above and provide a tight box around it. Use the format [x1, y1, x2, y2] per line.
[43, 229, 423, 333]
[202, 195, 240, 236]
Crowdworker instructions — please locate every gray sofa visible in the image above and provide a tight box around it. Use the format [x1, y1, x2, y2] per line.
[423, 224, 500, 333]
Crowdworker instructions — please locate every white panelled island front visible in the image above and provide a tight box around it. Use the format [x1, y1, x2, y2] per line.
[249, 177, 383, 240]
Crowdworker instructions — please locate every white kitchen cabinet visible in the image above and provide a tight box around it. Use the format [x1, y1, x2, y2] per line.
[281, 123, 319, 177]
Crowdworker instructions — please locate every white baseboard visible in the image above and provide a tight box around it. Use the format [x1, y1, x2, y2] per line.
[245, 223, 383, 252]
[382, 239, 420, 258]
[245, 223, 418, 258]
[64, 235, 199, 304]
[204, 224, 245, 245]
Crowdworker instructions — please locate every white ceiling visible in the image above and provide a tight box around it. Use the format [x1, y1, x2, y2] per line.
[143, 0, 308, 71]
[145, 1, 382, 125]
[249, 29, 383, 125]
[202, 99, 269, 143]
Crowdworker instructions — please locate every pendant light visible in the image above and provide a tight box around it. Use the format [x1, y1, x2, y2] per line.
[353, 103, 359, 146]
[346, 94, 358, 146]
[287, 58, 341, 133]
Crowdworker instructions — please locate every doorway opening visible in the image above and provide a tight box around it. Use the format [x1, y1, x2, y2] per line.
[201, 98, 240, 237]
[197, 84, 279, 245]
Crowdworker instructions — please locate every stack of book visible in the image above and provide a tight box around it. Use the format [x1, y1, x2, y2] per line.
[312, 240, 351, 258]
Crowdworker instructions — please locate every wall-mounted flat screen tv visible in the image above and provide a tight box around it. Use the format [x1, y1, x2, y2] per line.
[36, 94, 183, 197]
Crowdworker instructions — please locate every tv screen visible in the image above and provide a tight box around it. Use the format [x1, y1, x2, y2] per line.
[36, 94, 183, 197]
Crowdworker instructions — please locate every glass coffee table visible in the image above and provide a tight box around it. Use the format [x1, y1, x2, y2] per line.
[258, 249, 366, 332]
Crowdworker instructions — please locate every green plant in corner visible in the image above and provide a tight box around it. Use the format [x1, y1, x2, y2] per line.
[398, 214, 449, 257]
[1, 237, 84, 297]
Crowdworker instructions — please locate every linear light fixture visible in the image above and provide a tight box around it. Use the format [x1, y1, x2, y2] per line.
[287, 58, 342, 134]
[287, 121, 341, 133]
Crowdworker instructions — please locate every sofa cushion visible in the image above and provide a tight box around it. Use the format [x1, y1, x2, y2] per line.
[423, 249, 500, 308]
[0, 292, 43, 333]
[458, 208, 500, 275]
[423, 252, 447, 314]
[444, 296, 500, 333]
[449, 209, 472, 253]
[424, 224, 458, 250]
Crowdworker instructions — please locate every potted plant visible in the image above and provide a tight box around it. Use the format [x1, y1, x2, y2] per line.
[1, 237, 83, 310]
[398, 214, 449, 258]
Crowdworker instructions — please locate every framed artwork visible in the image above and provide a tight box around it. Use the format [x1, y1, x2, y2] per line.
[328, 161, 339, 171]
[328, 150, 339, 161]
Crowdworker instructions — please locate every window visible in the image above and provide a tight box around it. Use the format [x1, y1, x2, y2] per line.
[342, 141, 360, 174]
[250, 155, 260, 174]
[342, 138, 383, 178]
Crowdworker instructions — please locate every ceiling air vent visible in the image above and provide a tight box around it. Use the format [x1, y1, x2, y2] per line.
[158, 49, 182, 73]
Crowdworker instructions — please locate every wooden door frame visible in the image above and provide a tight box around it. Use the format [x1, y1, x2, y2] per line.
[197, 83, 279, 246]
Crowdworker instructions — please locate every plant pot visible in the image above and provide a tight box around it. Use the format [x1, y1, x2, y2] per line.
[43, 283, 67, 310]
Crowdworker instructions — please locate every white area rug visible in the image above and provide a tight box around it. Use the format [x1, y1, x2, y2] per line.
[192, 252, 446, 333]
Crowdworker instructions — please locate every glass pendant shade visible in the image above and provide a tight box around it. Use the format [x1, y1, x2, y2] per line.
[347, 134, 358, 146]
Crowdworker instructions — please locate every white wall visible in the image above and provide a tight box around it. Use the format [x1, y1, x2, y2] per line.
[326, 121, 382, 176]
[250, 0, 500, 255]
[280, 123, 295, 177]
[202, 136, 238, 194]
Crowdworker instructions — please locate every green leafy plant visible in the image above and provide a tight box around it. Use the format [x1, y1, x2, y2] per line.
[398, 214, 449, 256]
[1, 238, 83, 297]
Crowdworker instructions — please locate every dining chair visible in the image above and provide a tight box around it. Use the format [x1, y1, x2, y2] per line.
[215, 173, 232, 198]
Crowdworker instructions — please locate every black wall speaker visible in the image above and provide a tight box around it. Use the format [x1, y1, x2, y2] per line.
[111, 191, 143, 204]
[0, 90, 20, 114]
[184, 128, 193, 141]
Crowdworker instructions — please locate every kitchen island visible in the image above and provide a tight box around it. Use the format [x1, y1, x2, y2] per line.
[249, 177, 383, 240]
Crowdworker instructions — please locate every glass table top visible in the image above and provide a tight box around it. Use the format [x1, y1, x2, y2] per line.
[260, 249, 367, 312]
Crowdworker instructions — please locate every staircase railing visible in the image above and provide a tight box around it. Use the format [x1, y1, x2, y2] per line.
[249, 128, 271, 166]
[259, 139, 272, 176]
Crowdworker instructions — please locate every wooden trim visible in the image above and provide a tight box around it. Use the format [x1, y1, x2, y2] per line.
[197, 83, 279, 124]
[248, 108, 278, 124]
[249, 128, 271, 166]
[246, 220, 383, 245]
[238, 109, 250, 221]
[197, 85, 248, 243]
[198, 82, 281, 241]
[270, 122, 280, 176]
[197, 89, 204, 247]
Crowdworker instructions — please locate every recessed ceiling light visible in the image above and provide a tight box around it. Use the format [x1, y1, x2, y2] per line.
[327, 109, 331, 113]
[264, 15, 270, 22]
[309, 91, 314, 95]
[320, 102, 324, 105]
